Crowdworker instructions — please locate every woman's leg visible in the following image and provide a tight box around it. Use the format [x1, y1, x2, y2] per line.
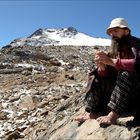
[75, 76, 115, 122]
[97, 71, 140, 125]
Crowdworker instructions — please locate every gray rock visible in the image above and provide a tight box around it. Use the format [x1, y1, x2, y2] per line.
[0, 44, 139, 140]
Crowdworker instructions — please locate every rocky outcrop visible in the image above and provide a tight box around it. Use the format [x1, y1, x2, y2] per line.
[48, 108, 140, 140]
[0, 45, 140, 140]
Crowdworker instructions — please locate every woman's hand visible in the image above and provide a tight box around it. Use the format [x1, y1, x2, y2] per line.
[95, 62, 106, 71]
[95, 51, 115, 67]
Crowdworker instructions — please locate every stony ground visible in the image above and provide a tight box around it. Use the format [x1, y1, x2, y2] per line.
[0, 45, 139, 140]
[0, 45, 100, 139]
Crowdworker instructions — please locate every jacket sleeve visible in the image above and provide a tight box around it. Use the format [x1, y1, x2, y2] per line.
[98, 58, 135, 77]
[115, 58, 135, 71]
[131, 36, 140, 75]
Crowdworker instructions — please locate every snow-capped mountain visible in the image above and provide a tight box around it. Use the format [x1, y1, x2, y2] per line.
[8, 27, 111, 48]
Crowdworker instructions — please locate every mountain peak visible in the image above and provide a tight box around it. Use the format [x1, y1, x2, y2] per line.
[29, 27, 78, 38]
[5, 27, 111, 48]
[29, 28, 46, 37]
[65, 26, 78, 35]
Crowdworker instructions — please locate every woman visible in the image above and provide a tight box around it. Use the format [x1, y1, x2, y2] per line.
[75, 18, 140, 126]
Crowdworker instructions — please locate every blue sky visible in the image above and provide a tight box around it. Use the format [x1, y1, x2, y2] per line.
[0, 0, 140, 47]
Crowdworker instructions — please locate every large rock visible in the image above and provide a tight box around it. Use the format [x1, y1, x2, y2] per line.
[47, 109, 140, 140]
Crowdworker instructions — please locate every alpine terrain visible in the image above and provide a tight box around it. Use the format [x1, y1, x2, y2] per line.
[0, 27, 139, 140]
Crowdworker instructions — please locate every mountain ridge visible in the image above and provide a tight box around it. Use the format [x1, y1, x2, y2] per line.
[3, 27, 111, 48]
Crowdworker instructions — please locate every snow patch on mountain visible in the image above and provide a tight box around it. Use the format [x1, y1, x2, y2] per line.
[8, 27, 111, 47]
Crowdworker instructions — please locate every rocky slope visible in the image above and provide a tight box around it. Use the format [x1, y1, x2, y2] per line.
[0, 44, 140, 140]
[0, 26, 140, 139]
[0, 44, 96, 139]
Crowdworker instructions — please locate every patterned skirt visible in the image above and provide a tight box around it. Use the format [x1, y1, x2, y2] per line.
[84, 70, 140, 115]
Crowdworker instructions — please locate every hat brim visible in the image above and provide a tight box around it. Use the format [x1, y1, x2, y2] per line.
[106, 26, 130, 35]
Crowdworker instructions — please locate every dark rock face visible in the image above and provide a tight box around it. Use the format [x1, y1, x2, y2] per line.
[29, 28, 45, 37]
[0, 45, 139, 140]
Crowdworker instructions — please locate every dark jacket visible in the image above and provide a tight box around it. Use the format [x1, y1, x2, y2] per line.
[130, 36, 140, 76]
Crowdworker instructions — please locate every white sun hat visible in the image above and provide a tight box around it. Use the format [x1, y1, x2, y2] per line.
[107, 18, 131, 35]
